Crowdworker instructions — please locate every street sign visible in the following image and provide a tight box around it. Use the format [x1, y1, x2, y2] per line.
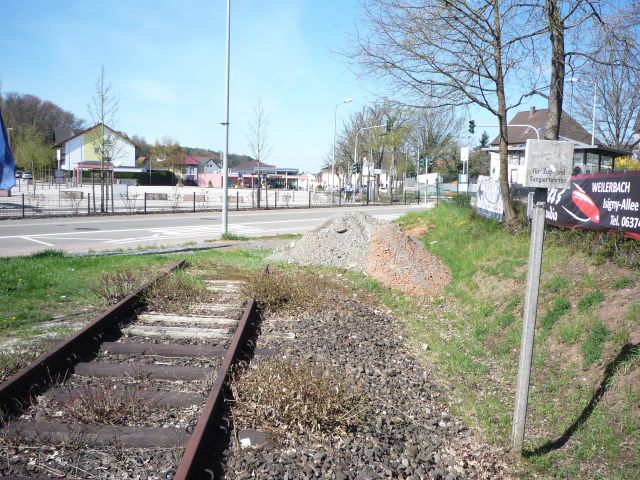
[460, 147, 469, 164]
[524, 140, 573, 189]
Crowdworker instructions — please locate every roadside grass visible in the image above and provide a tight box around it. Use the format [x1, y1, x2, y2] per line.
[376, 203, 639, 479]
[0, 247, 270, 380]
[0, 250, 173, 337]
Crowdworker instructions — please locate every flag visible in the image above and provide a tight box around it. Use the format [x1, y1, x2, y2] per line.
[0, 107, 17, 190]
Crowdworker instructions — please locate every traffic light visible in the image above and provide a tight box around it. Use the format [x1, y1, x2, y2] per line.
[354, 162, 361, 174]
[419, 157, 425, 169]
[468, 120, 475, 134]
[428, 158, 434, 171]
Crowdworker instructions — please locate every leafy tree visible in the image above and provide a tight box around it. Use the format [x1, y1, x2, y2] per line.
[0, 92, 83, 142]
[151, 136, 181, 176]
[12, 124, 52, 180]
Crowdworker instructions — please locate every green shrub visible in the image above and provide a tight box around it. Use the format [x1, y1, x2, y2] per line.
[577, 291, 605, 312]
[581, 320, 609, 367]
[540, 297, 572, 332]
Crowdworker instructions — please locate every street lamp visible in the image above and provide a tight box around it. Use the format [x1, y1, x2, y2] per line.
[569, 76, 597, 145]
[221, 0, 231, 234]
[354, 124, 386, 178]
[332, 98, 353, 202]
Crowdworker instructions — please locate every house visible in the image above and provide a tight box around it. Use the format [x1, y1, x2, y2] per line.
[489, 107, 631, 185]
[193, 155, 221, 174]
[54, 124, 138, 174]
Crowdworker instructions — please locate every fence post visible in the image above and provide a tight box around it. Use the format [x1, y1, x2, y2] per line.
[144, 192, 147, 214]
[193, 192, 196, 212]
[21, 193, 25, 219]
[87, 193, 91, 215]
[404, 191, 407, 205]
[309, 190, 312, 208]
[436, 181, 440, 205]
[236, 191, 239, 211]
[339, 191, 342, 207]
[275, 189, 278, 209]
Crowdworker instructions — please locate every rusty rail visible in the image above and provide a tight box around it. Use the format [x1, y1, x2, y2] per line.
[0, 260, 186, 414]
[174, 299, 259, 479]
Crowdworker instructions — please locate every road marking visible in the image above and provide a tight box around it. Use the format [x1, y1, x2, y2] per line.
[21, 236, 54, 246]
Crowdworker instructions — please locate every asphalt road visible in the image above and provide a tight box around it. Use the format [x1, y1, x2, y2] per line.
[0, 204, 433, 257]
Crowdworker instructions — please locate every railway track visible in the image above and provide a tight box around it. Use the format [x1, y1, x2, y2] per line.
[0, 261, 263, 479]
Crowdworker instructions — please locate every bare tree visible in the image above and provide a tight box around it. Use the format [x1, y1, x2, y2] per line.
[541, 1, 640, 143]
[88, 66, 120, 212]
[351, 0, 544, 226]
[408, 107, 463, 171]
[247, 98, 272, 206]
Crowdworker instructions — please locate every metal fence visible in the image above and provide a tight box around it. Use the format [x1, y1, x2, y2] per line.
[0, 181, 475, 219]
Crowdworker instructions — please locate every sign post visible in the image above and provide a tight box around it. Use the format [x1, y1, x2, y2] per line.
[511, 140, 573, 452]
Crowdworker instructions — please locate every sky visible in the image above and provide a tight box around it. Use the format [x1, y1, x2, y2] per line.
[1, 0, 539, 172]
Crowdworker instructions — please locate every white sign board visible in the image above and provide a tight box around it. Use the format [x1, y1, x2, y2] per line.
[524, 140, 573, 189]
[460, 146, 469, 163]
[476, 175, 504, 221]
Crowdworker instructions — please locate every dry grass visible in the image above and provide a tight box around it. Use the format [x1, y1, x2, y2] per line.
[56, 385, 155, 426]
[90, 269, 144, 306]
[144, 273, 216, 314]
[230, 358, 367, 443]
[242, 266, 338, 315]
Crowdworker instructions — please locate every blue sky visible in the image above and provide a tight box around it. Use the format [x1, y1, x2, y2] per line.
[1, 0, 532, 172]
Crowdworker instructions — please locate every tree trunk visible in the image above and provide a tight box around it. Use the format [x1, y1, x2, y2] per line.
[493, 1, 516, 226]
[544, 0, 565, 141]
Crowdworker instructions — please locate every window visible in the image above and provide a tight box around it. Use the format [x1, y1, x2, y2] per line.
[508, 154, 524, 165]
[600, 156, 613, 172]
[586, 153, 599, 174]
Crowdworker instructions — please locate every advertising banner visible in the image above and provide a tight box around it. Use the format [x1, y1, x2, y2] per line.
[546, 171, 640, 240]
[477, 175, 504, 221]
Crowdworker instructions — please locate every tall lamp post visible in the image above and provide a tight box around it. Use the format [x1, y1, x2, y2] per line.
[221, 0, 231, 234]
[332, 98, 353, 203]
[354, 124, 386, 198]
[569, 76, 597, 145]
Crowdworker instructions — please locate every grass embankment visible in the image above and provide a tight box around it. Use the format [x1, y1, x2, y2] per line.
[0, 248, 269, 380]
[382, 204, 639, 479]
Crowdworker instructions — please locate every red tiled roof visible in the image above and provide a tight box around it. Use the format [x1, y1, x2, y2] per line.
[182, 154, 200, 166]
[490, 108, 602, 146]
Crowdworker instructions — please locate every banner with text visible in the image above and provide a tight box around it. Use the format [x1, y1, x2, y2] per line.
[476, 175, 504, 221]
[546, 171, 640, 240]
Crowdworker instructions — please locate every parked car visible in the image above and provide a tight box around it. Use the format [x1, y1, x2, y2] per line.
[14, 171, 22, 178]
[21, 172, 33, 180]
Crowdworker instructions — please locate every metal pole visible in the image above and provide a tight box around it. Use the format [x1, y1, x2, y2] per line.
[221, 0, 231, 234]
[512, 188, 547, 452]
[591, 81, 597, 145]
[144, 192, 147, 214]
[193, 192, 196, 212]
[87, 193, 91, 215]
[332, 99, 352, 204]
[21, 193, 25, 219]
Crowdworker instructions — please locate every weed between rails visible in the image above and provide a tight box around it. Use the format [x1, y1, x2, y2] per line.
[230, 358, 367, 443]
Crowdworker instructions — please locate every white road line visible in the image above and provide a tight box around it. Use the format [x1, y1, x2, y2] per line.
[21, 236, 54, 246]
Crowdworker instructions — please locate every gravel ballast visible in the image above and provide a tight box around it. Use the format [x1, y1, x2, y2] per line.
[269, 211, 450, 296]
[226, 296, 518, 479]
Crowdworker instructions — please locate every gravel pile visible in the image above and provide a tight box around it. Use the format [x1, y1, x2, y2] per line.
[226, 297, 517, 479]
[269, 211, 450, 296]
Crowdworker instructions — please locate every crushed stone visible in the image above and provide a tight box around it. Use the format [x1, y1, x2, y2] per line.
[269, 211, 450, 296]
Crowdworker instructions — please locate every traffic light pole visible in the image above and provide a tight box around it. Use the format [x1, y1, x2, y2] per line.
[354, 124, 386, 188]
